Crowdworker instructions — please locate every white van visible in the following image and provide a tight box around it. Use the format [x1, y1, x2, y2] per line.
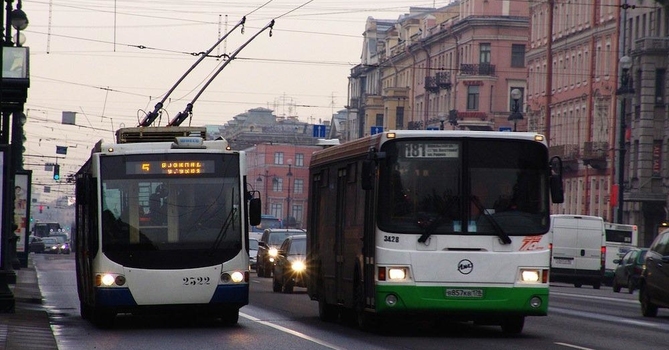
[550, 215, 606, 289]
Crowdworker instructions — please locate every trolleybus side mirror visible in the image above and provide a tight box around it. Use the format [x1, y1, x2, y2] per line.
[549, 156, 565, 204]
[249, 198, 262, 226]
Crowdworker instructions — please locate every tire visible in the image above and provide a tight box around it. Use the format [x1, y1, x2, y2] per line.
[353, 279, 376, 331]
[593, 282, 601, 290]
[574, 283, 582, 288]
[256, 261, 264, 277]
[627, 277, 635, 294]
[640, 286, 658, 317]
[318, 294, 338, 322]
[80, 302, 91, 320]
[91, 307, 115, 329]
[220, 309, 239, 326]
[283, 280, 294, 294]
[612, 278, 621, 293]
[501, 316, 525, 335]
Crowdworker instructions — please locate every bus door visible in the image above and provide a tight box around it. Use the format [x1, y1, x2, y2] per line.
[75, 173, 97, 306]
[335, 167, 347, 303]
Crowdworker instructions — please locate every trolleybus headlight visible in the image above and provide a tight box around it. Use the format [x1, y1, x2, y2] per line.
[291, 260, 306, 273]
[230, 271, 244, 283]
[101, 274, 116, 286]
[388, 268, 407, 281]
[115, 275, 127, 286]
[520, 269, 540, 283]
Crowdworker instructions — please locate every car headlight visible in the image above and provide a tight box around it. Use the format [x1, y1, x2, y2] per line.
[268, 247, 278, 257]
[291, 260, 306, 272]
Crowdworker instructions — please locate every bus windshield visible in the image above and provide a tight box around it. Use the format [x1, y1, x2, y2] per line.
[377, 138, 550, 236]
[99, 153, 242, 269]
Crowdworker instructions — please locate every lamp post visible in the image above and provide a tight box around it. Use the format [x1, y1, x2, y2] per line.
[508, 89, 524, 132]
[285, 164, 293, 228]
[616, 55, 634, 224]
[256, 170, 276, 215]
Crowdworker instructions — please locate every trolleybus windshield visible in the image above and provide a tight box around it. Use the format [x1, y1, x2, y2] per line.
[377, 138, 550, 236]
[99, 153, 242, 269]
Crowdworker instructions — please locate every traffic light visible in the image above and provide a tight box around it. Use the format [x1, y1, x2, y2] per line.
[53, 164, 60, 180]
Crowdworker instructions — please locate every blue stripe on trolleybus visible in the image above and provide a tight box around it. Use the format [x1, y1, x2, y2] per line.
[210, 284, 249, 304]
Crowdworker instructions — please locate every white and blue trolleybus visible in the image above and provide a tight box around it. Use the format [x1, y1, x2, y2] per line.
[74, 127, 261, 327]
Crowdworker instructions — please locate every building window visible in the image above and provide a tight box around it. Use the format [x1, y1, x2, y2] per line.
[294, 179, 304, 194]
[295, 153, 304, 167]
[375, 113, 384, 127]
[509, 87, 525, 112]
[273, 177, 283, 192]
[293, 205, 304, 228]
[511, 44, 525, 68]
[270, 203, 282, 220]
[467, 86, 480, 110]
[274, 152, 284, 165]
[656, 69, 665, 105]
[479, 43, 491, 63]
[396, 106, 404, 128]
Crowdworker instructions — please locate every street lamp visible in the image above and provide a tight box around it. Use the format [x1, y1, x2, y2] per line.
[256, 170, 277, 215]
[285, 164, 293, 228]
[616, 55, 634, 224]
[508, 89, 524, 131]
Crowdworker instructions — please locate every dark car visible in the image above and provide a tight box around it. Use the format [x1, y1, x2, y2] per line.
[49, 235, 71, 254]
[256, 228, 305, 277]
[272, 235, 307, 293]
[249, 238, 259, 270]
[28, 235, 45, 254]
[612, 248, 648, 294]
[639, 229, 669, 317]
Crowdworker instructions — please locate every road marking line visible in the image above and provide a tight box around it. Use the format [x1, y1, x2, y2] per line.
[555, 342, 595, 350]
[240, 312, 345, 350]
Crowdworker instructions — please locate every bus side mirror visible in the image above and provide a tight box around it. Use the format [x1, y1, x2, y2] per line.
[249, 198, 261, 226]
[549, 156, 564, 204]
[361, 160, 375, 190]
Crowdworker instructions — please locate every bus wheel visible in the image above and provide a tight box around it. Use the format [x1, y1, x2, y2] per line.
[501, 316, 524, 335]
[318, 295, 338, 322]
[354, 281, 376, 331]
[80, 302, 91, 320]
[593, 282, 601, 290]
[220, 309, 239, 326]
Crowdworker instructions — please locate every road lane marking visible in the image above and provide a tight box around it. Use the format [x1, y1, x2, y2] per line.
[550, 291, 639, 305]
[240, 312, 345, 350]
[555, 342, 595, 350]
[550, 307, 669, 331]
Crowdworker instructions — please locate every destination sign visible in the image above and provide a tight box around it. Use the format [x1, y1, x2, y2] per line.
[403, 143, 459, 158]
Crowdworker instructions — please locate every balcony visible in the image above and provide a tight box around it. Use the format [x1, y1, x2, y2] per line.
[425, 76, 439, 93]
[582, 141, 608, 169]
[436, 71, 452, 90]
[460, 63, 495, 76]
[549, 144, 579, 171]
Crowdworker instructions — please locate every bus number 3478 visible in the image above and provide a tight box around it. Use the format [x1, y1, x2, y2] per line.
[183, 277, 211, 285]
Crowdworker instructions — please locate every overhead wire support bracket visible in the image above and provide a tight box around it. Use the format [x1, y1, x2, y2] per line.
[168, 19, 275, 127]
[137, 16, 247, 127]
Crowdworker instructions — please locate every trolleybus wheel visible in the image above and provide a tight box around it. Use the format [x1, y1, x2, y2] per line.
[220, 309, 239, 326]
[353, 280, 376, 331]
[501, 316, 524, 334]
[80, 302, 91, 320]
[91, 307, 115, 329]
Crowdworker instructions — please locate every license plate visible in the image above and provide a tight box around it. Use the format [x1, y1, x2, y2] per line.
[553, 258, 574, 265]
[445, 289, 483, 298]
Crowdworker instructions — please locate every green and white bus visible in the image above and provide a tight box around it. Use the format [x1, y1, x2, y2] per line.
[306, 130, 564, 334]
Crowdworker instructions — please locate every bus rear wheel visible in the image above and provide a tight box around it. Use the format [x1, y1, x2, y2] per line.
[220, 309, 239, 326]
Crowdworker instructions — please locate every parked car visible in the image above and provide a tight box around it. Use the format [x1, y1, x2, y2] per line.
[249, 238, 259, 270]
[273, 234, 307, 293]
[612, 248, 647, 294]
[256, 228, 305, 277]
[28, 235, 45, 254]
[41, 237, 64, 254]
[639, 229, 669, 317]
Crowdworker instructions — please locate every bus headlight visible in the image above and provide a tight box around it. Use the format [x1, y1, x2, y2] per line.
[388, 268, 407, 281]
[97, 273, 125, 287]
[230, 271, 245, 283]
[520, 269, 540, 283]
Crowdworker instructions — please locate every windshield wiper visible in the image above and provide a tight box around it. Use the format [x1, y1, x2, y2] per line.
[470, 195, 512, 245]
[417, 194, 459, 244]
[209, 206, 238, 255]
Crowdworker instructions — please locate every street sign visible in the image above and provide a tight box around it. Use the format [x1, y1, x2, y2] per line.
[312, 124, 326, 138]
[371, 126, 383, 135]
[499, 127, 513, 132]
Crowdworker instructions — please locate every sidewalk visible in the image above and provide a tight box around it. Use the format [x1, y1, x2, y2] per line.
[0, 255, 59, 350]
